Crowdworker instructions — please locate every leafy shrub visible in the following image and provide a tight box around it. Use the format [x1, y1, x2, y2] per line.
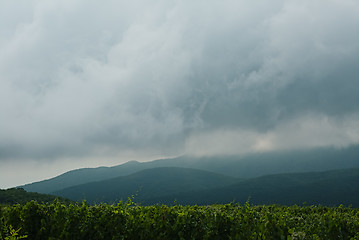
[0, 200, 358, 240]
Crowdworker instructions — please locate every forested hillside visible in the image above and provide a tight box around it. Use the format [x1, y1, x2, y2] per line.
[52, 167, 238, 204]
[147, 168, 359, 206]
[51, 168, 359, 207]
[0, 188, 71, 205]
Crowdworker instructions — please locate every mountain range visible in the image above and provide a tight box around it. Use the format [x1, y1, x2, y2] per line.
[52, 167, 359, 207]
[18, 145, 359, 206]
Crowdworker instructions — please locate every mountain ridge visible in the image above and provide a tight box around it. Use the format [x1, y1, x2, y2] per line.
[19, 145, 359, 194]
[142, 168, 359, 207]
[51, 167, 359, 207]
[51, 167, 238, 204]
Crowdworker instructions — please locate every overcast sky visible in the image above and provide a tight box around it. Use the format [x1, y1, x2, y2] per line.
[1, 0, 359, 188]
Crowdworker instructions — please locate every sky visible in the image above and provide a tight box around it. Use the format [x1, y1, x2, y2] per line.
[1, 0, 359, 189]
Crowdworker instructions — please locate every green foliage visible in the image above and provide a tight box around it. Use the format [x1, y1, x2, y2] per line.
[1, 200, 358, 240]
[1, 225, 27, 240]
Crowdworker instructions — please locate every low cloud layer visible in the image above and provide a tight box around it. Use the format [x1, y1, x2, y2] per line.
[186, 114, 359, 156]
[1, 0, 359, 175]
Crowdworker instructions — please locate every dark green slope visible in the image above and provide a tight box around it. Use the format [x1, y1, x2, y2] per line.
[149, 168, 359, 207]
[20, 160, 146, 194]
[0, 188, 72, 205]
[21, 144, 359, 194]
[52, 167, 238, 204]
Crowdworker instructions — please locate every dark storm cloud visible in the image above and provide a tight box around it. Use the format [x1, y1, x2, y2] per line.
[0, 0, 359, 162]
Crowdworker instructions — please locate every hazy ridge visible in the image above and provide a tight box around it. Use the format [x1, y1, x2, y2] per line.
[20, 145, 359, 193]
[50, 167, 359, 206]
[16, 145, 359, 206]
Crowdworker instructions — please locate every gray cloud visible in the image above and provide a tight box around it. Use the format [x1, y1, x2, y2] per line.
[1, 0, 359, 167]
[185, 113, 359, 156]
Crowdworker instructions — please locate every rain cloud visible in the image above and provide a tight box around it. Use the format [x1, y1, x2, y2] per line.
[1, 0, 358, 171]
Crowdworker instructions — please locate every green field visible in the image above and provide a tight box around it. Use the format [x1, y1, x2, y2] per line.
[1, 200, 358, 240]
